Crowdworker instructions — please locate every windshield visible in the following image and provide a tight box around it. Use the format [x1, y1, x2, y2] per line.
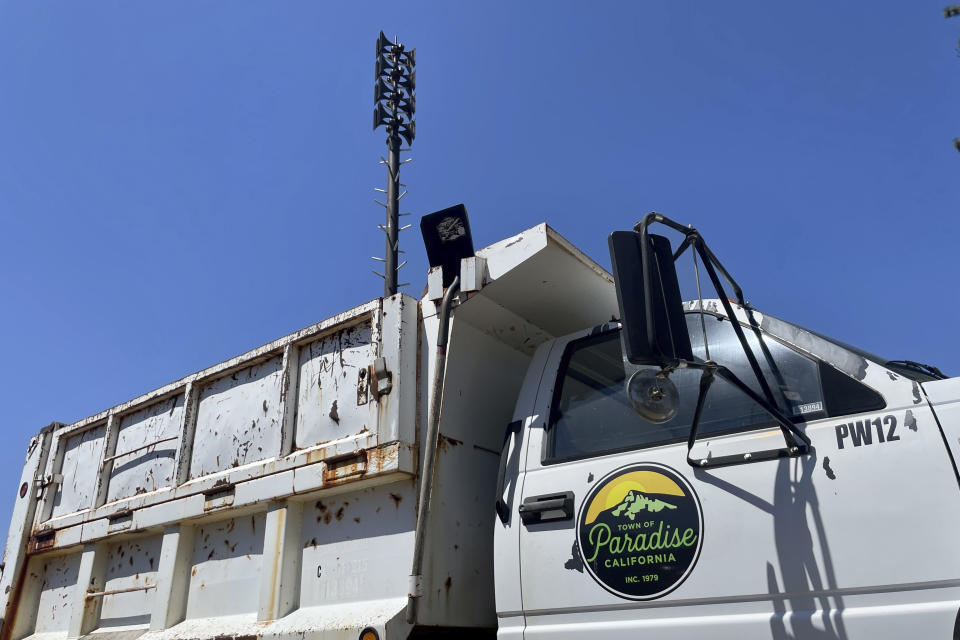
[774, 315, 947, 382]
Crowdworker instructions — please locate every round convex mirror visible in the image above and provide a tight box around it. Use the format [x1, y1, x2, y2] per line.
[625, 369, 679, 424]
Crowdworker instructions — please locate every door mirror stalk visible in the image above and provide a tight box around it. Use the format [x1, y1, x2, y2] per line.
[610, 212, 812, 468]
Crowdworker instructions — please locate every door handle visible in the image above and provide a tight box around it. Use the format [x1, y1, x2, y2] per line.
[495, 420, 523, 524]
[519, 491, 575, 525]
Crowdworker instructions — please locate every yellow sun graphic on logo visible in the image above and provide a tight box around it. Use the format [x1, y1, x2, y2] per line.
[583, 471, 686, 525]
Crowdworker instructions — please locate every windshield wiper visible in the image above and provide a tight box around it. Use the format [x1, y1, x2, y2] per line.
[886, 360, 947, 380]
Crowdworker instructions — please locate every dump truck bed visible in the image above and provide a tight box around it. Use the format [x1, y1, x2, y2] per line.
[0, 296, 421, 640]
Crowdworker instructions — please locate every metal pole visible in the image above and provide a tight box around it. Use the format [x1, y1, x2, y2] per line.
[384, 130, 400, 297]
[407, 276, 460, 625]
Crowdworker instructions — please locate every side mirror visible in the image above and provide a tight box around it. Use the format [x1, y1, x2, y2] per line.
[608, 231, 693, 367]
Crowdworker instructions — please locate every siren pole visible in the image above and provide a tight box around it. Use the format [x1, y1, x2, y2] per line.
[373, 31, 416, 296]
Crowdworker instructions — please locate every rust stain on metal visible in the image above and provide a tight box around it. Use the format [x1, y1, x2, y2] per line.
[365, 444, 397, 474]
[108, 509, 133, 522]
[209, 479, 234, 491]
[305, 448, 326, 465]
[315, 499, 330, 524]
[376, 385, 392, 419]
[264, 507, 285, 619]
[389, 493, 402, 509]
[356, 368, 369, 406]
[328, 400, 340, 424]
[444, 576, 452, 597]
[322, 453, 366, 485]
[27, 530, 56, 554]
[438, 434, 463, 453]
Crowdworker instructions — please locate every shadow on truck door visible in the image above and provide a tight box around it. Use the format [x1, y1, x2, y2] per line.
[769, 454, 847, 640]
[695, 453, 848, 640]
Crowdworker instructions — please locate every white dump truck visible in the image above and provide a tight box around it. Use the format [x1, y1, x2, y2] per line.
[2, 209, 959, 640]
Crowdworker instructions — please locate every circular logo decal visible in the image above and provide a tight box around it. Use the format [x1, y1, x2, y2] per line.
[576, 462, 703, 600]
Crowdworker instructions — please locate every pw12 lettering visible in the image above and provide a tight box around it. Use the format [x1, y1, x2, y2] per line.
[835, 415, 899, 449]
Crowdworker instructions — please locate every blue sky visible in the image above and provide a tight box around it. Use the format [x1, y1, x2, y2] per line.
[0, 2, 957, 533]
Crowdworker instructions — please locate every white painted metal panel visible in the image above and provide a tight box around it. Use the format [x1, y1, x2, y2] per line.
[51, 425, 106, 518]
[98, 535, 163, 629]
[184, 514, 265, 620]
[376, 295, 418, 447]
[295, 324, 378, 449]
[298, 481, 416, 607]
[107, 396, 183, 503]
[21, 553, 81, 636]
[416, 316, 528, 629]
[920, 377, 960, 484]
[190, 356, 284, 478]
[474, 224, 617, 338]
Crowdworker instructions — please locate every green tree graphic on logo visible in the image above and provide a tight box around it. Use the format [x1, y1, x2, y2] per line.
[611, 490, 678, 520]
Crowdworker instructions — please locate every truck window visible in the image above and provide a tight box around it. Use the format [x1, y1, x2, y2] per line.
[546, 314, 831, 463]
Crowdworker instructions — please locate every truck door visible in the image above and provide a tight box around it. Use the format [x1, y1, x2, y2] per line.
[515, 312, 960, 639]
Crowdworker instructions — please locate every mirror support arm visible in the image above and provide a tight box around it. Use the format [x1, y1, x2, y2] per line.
[684, 361, 812, 469]
[634, 211, 812, 468]
[691, 241, 799, 448]
[641, 213, 787, 432]
[637, 212, 745, 305]
[686, 366, 715, 451]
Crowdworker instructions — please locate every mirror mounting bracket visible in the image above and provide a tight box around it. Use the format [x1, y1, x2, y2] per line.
[634, 213, 813, 469]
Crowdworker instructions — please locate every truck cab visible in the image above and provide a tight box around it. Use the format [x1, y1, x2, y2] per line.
[497, 297, 960, 639]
